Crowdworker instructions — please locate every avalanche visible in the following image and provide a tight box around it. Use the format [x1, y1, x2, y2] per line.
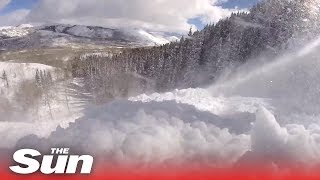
[12, 88, 320, 170]
[2, 17, 320, 174]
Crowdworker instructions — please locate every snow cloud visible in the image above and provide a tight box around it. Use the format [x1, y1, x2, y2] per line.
[0, 0, 241, 32]
[15, 100, 251, 167]
[13, 99, 320, 169]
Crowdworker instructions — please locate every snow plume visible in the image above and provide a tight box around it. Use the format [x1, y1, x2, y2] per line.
[252, 107, 288, 157]
[10, 92, 320, 170]
[208, 35, 320, 124]
[245, 107, 320, 169]
[16, 100, 251, 168]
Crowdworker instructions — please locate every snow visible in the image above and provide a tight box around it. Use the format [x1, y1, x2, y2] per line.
[0, 71, 85, 148]
[5, 35, 319, 171]
[53, 25, 115, 39]
[0, 62, 55, 95]
[0, 23, 179, 50]
[247, 106, 320, 167]
[16, 24, 34, 28]
[0, 62, 54, 78]
[251, 106, 288, 156]
[0, 62, 319, 169]
[0, 26, 12, 30]
[132, 29, 179, 45]
[16, 99, 251, 167]
[0, 24, 33, 38]
[130, 88, 272, 115]
[11, 88, 320, 169]
[40, 24, 175, 46]
[66, 25, 95, 38]
[80, 52, 113, 60]
[137, 30, 171, 45]
[1, 25, 320, 172]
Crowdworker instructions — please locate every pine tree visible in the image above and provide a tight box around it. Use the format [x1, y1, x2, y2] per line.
[2, 70, 9, 88]
[40, 70, 44, 85]
[188, 27, 193, 37]
[35, 69, 42, 87]
[47, 71, 53, 85]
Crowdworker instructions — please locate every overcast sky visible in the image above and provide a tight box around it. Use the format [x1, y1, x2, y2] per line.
[0, 0, 259, 32]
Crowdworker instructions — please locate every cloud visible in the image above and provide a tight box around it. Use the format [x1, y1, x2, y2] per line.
[0, 0, 10, 10]
[23, 0, 240, 32]
[0, 9, 30, 26]
[0, 0, 244, 32]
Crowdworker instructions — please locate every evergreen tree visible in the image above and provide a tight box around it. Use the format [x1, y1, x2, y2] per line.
[35, 69, 42, 87]
[2, 70, 9, 88]
[47, 71, 53, 85]
[188, 27, 193, 37]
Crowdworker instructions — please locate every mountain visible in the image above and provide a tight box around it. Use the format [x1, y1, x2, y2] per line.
[0, 24, 179, 51]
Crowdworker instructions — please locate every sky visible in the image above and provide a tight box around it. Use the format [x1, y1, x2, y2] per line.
[0, 0, 260, 33]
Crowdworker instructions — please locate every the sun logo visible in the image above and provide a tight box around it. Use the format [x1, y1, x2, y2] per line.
[10, 148, 94, 174]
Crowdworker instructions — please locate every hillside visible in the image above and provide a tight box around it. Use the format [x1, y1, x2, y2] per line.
[0, 24, 179, 51]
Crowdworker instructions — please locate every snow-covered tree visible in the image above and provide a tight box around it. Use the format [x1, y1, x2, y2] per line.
[2, 70, 9, 88]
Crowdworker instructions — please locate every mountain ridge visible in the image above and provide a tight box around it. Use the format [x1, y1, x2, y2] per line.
[0, 23, 179, 51]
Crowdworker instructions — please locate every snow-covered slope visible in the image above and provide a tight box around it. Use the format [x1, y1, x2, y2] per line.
[38, 24, 178, 46]
[0, 24, 179, 50]
[0, 63, 84, 147]
[136, 29, 179, 45]
[0, 24, 33, 38]
[0, 62, 55, 96]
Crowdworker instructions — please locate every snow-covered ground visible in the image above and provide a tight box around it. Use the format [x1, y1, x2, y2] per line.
[0, 62, 55, 97]
[136, 29, 179, 45]
[0, 24, 33, 38]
